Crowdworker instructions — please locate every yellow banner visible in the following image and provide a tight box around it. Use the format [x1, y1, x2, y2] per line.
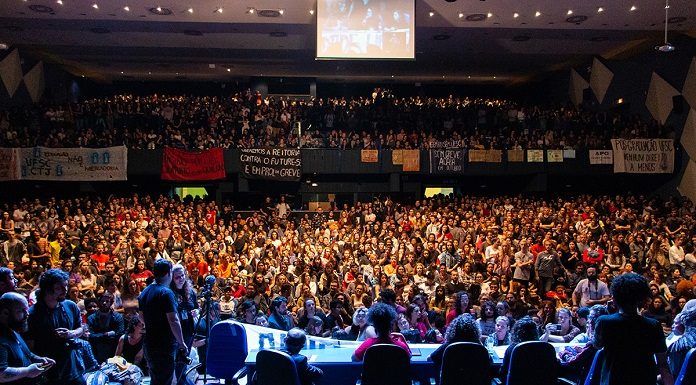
[508, 149, 524, 162]
[402, 150, 420, 171]
[361, 149, 378, 163]
[527, 150, 544, 162]
[392, 150, 403, 165]
[469, 149, 487, 162]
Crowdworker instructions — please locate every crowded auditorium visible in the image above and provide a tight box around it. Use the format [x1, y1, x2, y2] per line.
[1, 1, 696, 385]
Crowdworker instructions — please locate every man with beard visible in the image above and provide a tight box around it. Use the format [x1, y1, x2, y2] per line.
[0, 292, 55, 384]
[268, 296, 294, 331]
[26, 269, 85, 385]
[572, 266, 610, 308]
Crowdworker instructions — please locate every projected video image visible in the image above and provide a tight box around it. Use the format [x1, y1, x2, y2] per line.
[317, 0, 415, 59]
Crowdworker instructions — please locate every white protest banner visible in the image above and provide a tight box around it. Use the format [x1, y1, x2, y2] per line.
[19, 146, 128, 181]
[611, 139, 674, 173]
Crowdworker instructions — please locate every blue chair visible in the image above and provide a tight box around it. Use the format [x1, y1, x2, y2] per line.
[357, 344, 414, 385]
[253, 349, 302, 385]
[205, 320, 248, 385]
[675, 348, 696, 385]
[505, 341, 558, 385]
[436, 342, 492, 385]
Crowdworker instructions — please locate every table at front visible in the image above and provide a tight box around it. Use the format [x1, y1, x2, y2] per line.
[244, 343, 505, 385]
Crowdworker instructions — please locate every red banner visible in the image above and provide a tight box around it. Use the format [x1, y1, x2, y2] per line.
[161, 147, 226, 181]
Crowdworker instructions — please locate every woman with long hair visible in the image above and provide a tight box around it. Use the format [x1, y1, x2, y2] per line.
[477, 301, 499, 340]
[446, 291, 472, 326]
[121, 278, 141, 321]
[170, 264, 200, 349]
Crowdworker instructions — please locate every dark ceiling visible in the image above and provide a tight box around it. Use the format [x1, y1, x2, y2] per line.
[0, 0, 694, 84]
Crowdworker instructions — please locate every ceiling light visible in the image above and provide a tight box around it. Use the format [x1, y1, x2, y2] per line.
[311, 183, 318, 187]
[567, 10, 573, 15]
[278, 9, 284, 15]
[597, 7, 604, 13]
[630, 6, 637, 11]
[535, 11, 541, 17]
[487, 12, 493, 18]
[458, 12, 464, 18]
[227, 68, 231, 72]
[156, 6, 162, 12]
[148, 72, 151, 75]
[123, 5, 130, 11]
[309, 9, 314, 15]
[429, 11, 435, 17]
[216, 7, 223, 13]
[187, 8, 194, 13]
[56, 0, 63, 5]
[120, 71, 124, 74]
[92, 3, 99, 9]
[247, 8, 255, 14]
[513, 13, 519, 18]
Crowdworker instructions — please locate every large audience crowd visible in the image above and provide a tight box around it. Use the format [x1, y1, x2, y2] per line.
[0, 88, 671, 150]
[0, 191, 695, 382]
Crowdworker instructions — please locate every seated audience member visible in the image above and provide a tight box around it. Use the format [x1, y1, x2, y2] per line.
[268, 296, 294, 331]
[668, 308, 696, 376]
[486, 316, 511, 346]
[445, 291, 472, 326]
[594, 273, 674, 385]
[344, 307, 375, 341]
[87, 291, 125, 364]
[237, 300, 259, 324]
[114, 314, 145, 370]
[498, 316, 541, 384]
[560, 305, 608, 383]
[665, 312, 685, 348]
[305, 316, 329, 338]
[281, 328, 323, 385]
[352, 303, 411, 361]
[540, 307, 581, 343]
[428, 314, 483, 367]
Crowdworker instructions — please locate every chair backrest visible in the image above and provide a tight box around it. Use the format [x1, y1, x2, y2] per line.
[583, 348, 604, 385]
[255, 349, 301, 385]
[506, 341, 558, 385]
[361, 344, 412, 385]
[675, 348, 696, 385]
[206, 320, 248, 379]
[440, 342, 491, 385]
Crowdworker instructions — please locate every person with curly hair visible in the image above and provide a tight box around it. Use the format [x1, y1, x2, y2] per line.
[427, 313, 483, 367]
[498, 316, 540, 384]
[594, 272, 674, 385]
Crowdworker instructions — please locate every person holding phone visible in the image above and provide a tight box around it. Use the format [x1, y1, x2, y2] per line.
[540, 307, 581, 343]
[0, 292, 55, 384]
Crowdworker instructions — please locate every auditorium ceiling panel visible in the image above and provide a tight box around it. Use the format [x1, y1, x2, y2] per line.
[0, 0, 693, 83]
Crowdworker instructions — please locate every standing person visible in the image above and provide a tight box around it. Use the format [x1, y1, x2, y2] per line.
[170, 264, 200, 350]
[26, 269, 85, 385]
[572, 266, 611, 308]
[0, 292, 56, 384]
[535, 240, 561, 294]
[594, 273, 674, 385]
[138, 259, 187, 385]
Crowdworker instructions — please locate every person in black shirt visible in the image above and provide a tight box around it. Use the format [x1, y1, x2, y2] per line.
[0, 292, 55, 384]
[281, 328, 323, 385]
[138, 259, 187, 385]
[594, 273, 674, 385]
[268, 296, 294, 331]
